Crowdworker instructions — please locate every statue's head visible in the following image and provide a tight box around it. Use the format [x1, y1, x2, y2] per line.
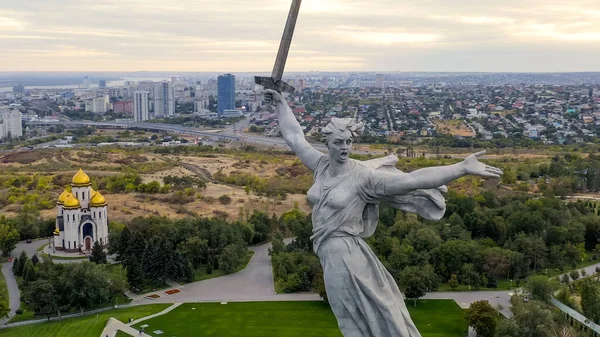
[322, 118, 364, 163]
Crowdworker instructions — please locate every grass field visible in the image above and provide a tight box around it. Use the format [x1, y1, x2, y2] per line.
[407, 300, 468, 337]
[133, 300, 467, 337]
[0, 266, 7, 309]
[0, 304, 170, 337]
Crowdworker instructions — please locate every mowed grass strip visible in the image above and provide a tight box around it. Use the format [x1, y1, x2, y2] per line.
[134, 301, 342, 337]
[407, 300, 469, 337]
[0, 304, 171, 337]
[134, 300, 468, 337]
[0, 267, 8, 307]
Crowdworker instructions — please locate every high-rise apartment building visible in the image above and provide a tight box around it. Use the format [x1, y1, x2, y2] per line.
[133, 91, 149, 122]
[12, 84, 25, 94]
[91, 95, 109, 113]
[80, 76, 90, 89]
[0, 109, 23, 140]
[153, 81, 175, 116]
[375, 74, 384, 89]
[217, 74, 236, 114]
[99, 80, 107, 88]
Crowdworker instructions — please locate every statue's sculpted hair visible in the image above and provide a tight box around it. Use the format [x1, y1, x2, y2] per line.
[321, 118, 364, 143]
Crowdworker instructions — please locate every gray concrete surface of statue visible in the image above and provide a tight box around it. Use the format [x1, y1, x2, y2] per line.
[264, 89, 503, 337]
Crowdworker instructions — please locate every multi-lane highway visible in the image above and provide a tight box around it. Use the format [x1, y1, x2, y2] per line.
[26, 119, 329, 152]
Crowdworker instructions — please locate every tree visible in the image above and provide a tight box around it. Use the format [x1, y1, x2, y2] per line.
[177, 236, 208, 269]
[142, 236, 186, 284]
[185, 261, 195, 283]
[268, 232, 285, 256]
[569, 270, 580, 281]
[218, 244, 245, 273]
[579, 279, 600, 324]
[510, 301, 556, 337]
[25, 279, 58, 320]
[460, 263, 481, 290]
[525, 275, 557, 303]
[22, 258, 36, 284]
[0, 223, 19, 257]
[106, 265, 128, 305]
[466, 300, 499, 337]
[65, 262, 111, 313]
[12, 250, 27, 277]
[89, 241, 107, 264]
[116, 226, 132, 262]
[555, 286, 577, 310]
[449, 274, 459, 289]
[31, 254, 39, 266]
[206, 256, 213, 275]
[125, 255, 144, 290]
[404, 277, 426, 306]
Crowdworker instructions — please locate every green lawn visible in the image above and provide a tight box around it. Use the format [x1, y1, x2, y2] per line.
[407, 300, 468, 337]
[0, 304, 170, 337]
[115, 331, 131, 337]
[190, 251, 254, 283]
[133, 300, 467, 337]
[0, 264, 8, 305]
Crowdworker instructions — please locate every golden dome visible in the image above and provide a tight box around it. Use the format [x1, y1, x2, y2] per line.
[90, 191, 107, 207]
[63, 194, 81, 209]
[72, 169, 91, 186]
[57, 190, 70, 204]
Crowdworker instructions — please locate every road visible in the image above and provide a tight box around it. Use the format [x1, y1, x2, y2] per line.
[0, 263, 19, 325]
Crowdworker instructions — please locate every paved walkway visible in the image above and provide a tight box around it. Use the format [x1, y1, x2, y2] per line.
[133, 242, 320, 305]
[424, 290, 513, 317]
[101, 318, 152, 337]
[100, 303, 182, 337]
[0, 262, 19, 325]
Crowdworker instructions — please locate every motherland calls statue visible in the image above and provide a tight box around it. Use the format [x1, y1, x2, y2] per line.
[264, 89, 503, 337]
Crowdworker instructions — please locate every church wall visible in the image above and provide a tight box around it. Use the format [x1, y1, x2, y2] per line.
[72, 186, 91, 209]
[62, 208, 81, 252]
[91, 205, 109, 246]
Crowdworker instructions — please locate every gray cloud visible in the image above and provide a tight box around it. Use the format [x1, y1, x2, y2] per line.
[0, 0, 598, 71]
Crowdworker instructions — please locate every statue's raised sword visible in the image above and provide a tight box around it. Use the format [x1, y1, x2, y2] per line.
[255, 0, 302, 96]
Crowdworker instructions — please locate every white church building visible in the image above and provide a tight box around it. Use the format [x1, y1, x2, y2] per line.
[54, 169, 109, 253]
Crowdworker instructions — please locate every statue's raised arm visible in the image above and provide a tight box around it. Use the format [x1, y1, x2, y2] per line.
[264, 89, 323, 171]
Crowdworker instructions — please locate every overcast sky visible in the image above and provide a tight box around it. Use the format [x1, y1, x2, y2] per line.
[0, 0, 598, 72]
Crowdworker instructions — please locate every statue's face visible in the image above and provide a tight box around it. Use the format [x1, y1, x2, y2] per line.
[327, 130, 353, 163]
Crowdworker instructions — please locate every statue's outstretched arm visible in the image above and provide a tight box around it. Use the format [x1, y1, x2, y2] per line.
[379, 151, 503, 195]
[265, 90, 323, 171]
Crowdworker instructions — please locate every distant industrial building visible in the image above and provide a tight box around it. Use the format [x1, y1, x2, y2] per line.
[133, 91, 149, 121]
[217, 74, 235, 114]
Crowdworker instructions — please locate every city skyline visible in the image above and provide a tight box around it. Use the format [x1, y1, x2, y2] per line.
[0, 0, 599, 72]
